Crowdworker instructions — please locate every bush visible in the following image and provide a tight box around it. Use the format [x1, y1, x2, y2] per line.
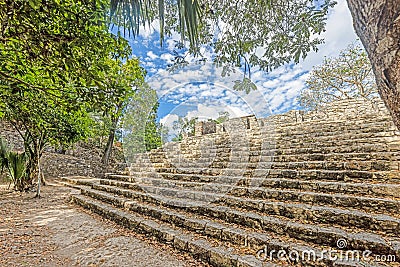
[0, 137, 28, 191]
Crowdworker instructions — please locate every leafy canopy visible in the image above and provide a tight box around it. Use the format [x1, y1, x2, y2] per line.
[0, 0, 131, 100]
[298, 43, 378, 111]
[110, 0, 336, 77]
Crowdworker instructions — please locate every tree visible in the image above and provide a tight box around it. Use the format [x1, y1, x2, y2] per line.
[144, 102, 163, 151]
[172, 116, 198, 141]
[121, 84, 162, 159]
[98, 57, 146, 165]
[111, 1, 334, 76]
[0, 89, 92, 195]
[0, 0, 124, 100]
[298, 43, 378, 110]
[346, 0, 400, 129]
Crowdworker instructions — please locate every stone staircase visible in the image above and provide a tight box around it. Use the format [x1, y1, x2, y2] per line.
[61, 99, 400, 267]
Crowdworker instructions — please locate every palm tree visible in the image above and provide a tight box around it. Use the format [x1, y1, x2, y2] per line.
[109, 0, 201, 48]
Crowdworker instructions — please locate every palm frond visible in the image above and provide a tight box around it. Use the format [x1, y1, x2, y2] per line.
[178, 0, 201, 49]
[8, 151, 27, 186]
[158, 0, 165, 46]
[109, 0, 201, 48]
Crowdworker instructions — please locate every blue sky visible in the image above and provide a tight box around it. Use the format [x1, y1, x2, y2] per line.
[125, 0, 358, 134]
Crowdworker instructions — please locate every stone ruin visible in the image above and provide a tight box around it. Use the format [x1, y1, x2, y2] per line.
[63, 98, 400, 267]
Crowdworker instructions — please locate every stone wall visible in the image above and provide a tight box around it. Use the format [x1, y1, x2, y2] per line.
[191, 98, 391, 136]
[262, 97, 389, 125]
[0, 122, 124, 180]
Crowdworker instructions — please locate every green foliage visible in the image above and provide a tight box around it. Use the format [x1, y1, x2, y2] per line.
[122, 84, 162, 159]
[97, 58, 146, 115]
[110, 0, 201, 48]
[0, 89, 93, 190]
[0, 0, 130, 99]
[88, 112, 113, 147]
[7, 151, 28, 191]
[111, 1, 335, 93]
[172, 116, 198, 141]
[298, 43, 378, 111]
[144, 102, 162, 151]
[0, 137, 28, 191]
[210, 111, 230, 124]
[206, 1, 335, 74]
[93, 56, 147, 165]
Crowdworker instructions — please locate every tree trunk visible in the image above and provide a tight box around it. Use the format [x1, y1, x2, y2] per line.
[347, 0, 400, 129]
[35, 155, 41, 198]
[102, 117, 118, 166]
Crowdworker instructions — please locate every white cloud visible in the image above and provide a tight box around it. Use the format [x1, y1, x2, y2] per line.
[138, 19, 160, 38]
[147, 51, 158, 60]
[160, 113, 179, 137]
[300, 0, 358, 70]
[160, 53, 175, 63]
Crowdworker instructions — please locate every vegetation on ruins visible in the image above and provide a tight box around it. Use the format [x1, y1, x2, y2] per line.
[298, 43, 378, 111]
[172, 116, 198, 141]
[211, 111, 230, 124]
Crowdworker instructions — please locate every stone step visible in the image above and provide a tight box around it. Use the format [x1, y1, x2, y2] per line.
[147, 139, 399, 157]
[107, 173, 400, 199]
[77, 187, 331, 266]
[72, 185, 391, 267]
[264, 169, 400, 182]
[60, 176, 100, 186]
[276, 130, 398, 143]
[272, 152, 400, 163]
[142, 145, 399, 167]
[70, 194, 275, 267]
[124, 170, 400, 192]
[152, 167, 245, 177]
[81, 183, 400, 260]
[100, 178, 400, 236]
[260, 178, 400, 198]
[157, 135, 399, 153]
[268, 160, 397, 172]
[135, 168, 400, 183]
[131, 151, 400, 168]
[101, 176, 400, 214]
[272, 143, 399, 155]
[132, 159, 398, 172]
[249, 119, 394, 138]
[270, 117, 396, 135]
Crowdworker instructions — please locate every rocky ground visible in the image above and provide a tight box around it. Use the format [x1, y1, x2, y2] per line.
[0, 181, 209, 267]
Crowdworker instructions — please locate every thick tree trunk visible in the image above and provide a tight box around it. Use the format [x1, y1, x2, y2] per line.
[347, 0, 400, 129]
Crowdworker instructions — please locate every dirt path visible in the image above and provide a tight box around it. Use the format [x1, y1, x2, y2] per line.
[0, 181, 208, 267]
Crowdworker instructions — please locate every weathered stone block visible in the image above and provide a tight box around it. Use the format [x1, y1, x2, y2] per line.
[205, 222, 224, 239]
[209, 247, 238, 267]
[187, 239, 211, 261]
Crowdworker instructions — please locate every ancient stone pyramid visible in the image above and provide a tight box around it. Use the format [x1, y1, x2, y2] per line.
[62, 98, 400, 267]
